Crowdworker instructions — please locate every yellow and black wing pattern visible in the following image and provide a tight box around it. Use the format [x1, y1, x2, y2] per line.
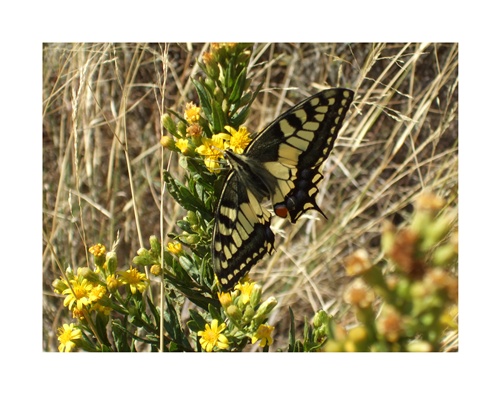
[213, 88, 354, 290]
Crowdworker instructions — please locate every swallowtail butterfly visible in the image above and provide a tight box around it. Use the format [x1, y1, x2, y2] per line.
[212, 88, 354, 290]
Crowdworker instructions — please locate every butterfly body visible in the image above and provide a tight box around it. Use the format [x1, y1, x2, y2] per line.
[212, 88, 354, 290]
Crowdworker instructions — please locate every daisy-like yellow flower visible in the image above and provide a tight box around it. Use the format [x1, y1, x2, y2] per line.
[184, 102, 201, 124]
[195, 136, 226, 173]
[89, 243, 106, 257]
[235, 281, 255, 305]
[224, 125, 251, 154]
[88, 284, 107, 303]
[167, 242, 183, 255]
[197, 319, 229, 352]
[117, 267, 149, 294]
[251, 324, 275, 348]
[62, 277, 93, 311]
[175, 138, 191, 155]
[57, 323, 82, 352]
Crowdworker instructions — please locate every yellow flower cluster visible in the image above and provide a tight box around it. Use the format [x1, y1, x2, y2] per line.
[163, 98, 253, 174]
[197, 278, 277, 352]
[195, 125, 251, 173]
[54, 243, 150, 352]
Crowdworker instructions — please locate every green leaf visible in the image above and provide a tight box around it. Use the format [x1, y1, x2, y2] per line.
[146, 295, 161, 329]
[228, 68, 247, 104]
[188, 309, 209, 333]
[163, 293, 194, 351]
[179, 255, 197, 278]
[211, 98, 226, 132]
[208, 302, 224, 324]
[164, 170, 212, 218]
[192, 78, 213, 126]
[162, 271, 218, 311]
[230, 82, 262, 126]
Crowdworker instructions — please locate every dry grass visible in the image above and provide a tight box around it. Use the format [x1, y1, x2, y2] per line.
[42, 43, 458, 351]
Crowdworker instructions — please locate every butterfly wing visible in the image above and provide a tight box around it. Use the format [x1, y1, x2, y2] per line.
[212, 171, 275, 290]
[245, 88, 354, 222]
[212, 88, 354, 289]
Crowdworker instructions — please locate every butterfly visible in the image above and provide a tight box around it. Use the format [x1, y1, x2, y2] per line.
[212, 88, 354, 290]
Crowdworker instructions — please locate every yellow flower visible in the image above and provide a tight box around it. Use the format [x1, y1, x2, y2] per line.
[195, 127, 250, 173]
[88, 284, 107, 303]
[235, 281, 255, 305]
[224, 125, 251, 153]
[197, 319, 229, 352]
[251, 324, 274, 348]
[184, 102, 201, 124]
[89, 243, 106, 257]
[106, 274, 119, 292]
[167, 242, 183, 255]
[150, 264, 162, 276]
[57, 323, 82, 352]
[195, 137, 226, 173]
[175, 138, 191, 155]
[211, 132, 231, 147]
[117, 268, 149, 294]
[62, 278, 93, 311]
[218, 291, 233, 309]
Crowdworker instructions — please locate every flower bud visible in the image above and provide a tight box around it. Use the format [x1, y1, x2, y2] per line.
[161, 114, 177, 135]
[249, 284, 262, 308]
[150, 264, 162, 276]
[52, 278, 68, 294]
[106, 251, 118, 274]
[226, 304, 242, 321]
[160, 135, 176, 150]
[253, 297, 277, 323]
[79, 267, 100, 283]
[149, 235, 161, 257]
[242, 304, 255, 323]
[218, 291, 233, 309]
[313, 310, 329, 328]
